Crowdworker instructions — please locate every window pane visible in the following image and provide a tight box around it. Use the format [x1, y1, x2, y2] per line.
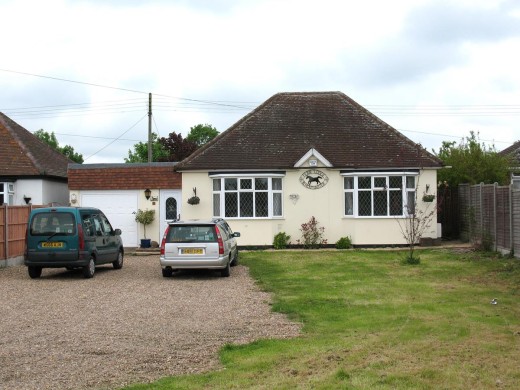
[344, 177, 354, 190]
[225, 193, 238, 217]
[406, 191, 416, 214]
[374, 191, 388, 216]
[240, 179, 252, 190]
[359, 177, 371, 189]
[255, 178, 268, 190]
[374, 177, 386, 188]
[255, 192, 268, 217]
[358, 191, 372, 216]
[240, 193, 254, 217]
[389, 176, 402, 189]
[406, 176, 415, 189]
[272, 178, 282, 190]
[389, 191, 403, 215]
[345, 192, 353, 215]
[273, 193, 282, 216]
[213, 193, 221, 216]
[213, 179, 221, 191]
[225, 178, 237, 191]
[165, 197, 177, 219]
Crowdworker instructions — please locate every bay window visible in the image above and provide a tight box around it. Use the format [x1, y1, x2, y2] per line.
[342, 173, 417, 217]
[212, 175, 284, 219]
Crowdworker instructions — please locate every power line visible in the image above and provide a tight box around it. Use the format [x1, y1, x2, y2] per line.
[84, 114, 147, 161]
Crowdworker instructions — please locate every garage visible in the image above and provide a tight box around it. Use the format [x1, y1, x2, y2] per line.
[81, 190, 138, 247]
[67, 162, 182, 247]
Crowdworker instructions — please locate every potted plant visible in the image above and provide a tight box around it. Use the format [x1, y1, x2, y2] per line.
[134, 209, 155, 248]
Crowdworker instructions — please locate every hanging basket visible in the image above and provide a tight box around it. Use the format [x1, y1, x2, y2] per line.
[187, 196, 200, 205]
[422, 194, 435, 202]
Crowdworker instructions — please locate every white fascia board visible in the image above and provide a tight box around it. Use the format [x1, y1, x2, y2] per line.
[341, 171, 420, 176]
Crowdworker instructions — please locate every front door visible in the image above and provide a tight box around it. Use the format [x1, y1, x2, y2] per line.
[160, 190, 182, 241]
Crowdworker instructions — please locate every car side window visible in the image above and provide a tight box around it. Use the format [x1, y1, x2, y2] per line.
[220, 222, 233, 238]
[217, 224, 229, 240]
[93, 216, 104, 236]
[82, 214, 94, 236]
[99, 214, 113, 234]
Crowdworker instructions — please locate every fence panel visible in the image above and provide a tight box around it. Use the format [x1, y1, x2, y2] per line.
[458, 184, 518, 258]
[513, 190, 520, 257]
[1, 205, 31, 261]
[496, 187, 511, 253]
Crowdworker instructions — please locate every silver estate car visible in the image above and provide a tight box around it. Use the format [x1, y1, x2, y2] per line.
[159, 219, 240, 278]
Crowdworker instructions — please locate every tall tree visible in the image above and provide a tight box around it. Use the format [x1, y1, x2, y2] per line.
[160, 132, 198, 162]
[124, 132, 168, 163]
[186, 124, 219, 147]
[434, 131, 513, 187]
[34, 129, 84, 163]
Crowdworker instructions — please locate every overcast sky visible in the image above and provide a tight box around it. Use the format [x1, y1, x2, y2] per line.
[1, 0, 519, 163]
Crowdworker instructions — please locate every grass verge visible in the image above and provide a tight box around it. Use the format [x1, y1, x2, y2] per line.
[124, 249, 520, 389]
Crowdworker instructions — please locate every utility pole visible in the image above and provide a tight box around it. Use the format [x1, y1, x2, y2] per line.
[148, 93, 152, 163]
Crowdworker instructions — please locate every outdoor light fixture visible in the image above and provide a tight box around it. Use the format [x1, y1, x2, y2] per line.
[144, 188, 151, 200]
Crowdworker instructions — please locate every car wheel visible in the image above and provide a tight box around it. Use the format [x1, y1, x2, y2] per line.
[162, 267, 173, 278]
[112, 250, 124, 269]
[221, 258, 230, 277]
[28, 266, 42, 279]
[230, 249, 239, 267]
[82, 257, 95, 279]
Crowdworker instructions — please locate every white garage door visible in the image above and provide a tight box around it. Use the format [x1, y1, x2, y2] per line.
[80, 191, 138, 247]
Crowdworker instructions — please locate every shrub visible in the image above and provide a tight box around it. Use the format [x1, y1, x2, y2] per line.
[336, 236, 352, 249]
[273, 232, 291, 249]
[401, 254, 421, 265]
[299, 216, 327, 249]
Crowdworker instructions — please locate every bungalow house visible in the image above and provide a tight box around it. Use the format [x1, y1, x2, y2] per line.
[0, 112, 70, 206]
[175, 91, 444, 246]
[500, 140, 520, 187]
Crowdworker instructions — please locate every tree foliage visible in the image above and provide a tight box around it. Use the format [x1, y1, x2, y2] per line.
[434, 131, 512, 187]
[124, 132, 168, 163]
[34, 129, 83, 163]
[125, 124, 219, 163]
[159, 132, 198, 162]
[186, 124, 219, 147]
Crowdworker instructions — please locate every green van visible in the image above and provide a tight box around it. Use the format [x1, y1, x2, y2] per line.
[25, 207, 124, 279]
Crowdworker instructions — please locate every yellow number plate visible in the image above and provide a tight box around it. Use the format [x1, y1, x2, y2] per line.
[182, 248, 203, 255]
[42, 242, 64, 248]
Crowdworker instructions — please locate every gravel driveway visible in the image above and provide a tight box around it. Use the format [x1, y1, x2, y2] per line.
[0, 255, 301, 390]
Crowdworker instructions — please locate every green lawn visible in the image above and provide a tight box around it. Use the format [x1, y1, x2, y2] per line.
[125, 249, 520, 389]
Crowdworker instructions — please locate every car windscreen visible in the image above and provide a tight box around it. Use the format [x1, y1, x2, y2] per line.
[167, 225, 217, 243]
[30, 212, 76, 236]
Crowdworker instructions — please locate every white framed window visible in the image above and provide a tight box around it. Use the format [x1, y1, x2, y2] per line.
[211, 174, 284, 219]
[342, 172, 417, 218]
[0, 183, 14, 205]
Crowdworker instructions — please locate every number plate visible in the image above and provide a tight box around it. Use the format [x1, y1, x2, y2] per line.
[182, 248, 203, 255]
[42, 242, 64, 248]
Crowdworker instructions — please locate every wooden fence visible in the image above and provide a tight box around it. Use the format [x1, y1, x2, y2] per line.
[0, 205, 32, 265]
[458, 183, 519, 257]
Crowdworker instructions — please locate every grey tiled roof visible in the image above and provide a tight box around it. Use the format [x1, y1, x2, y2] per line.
[0, 112, 71, 178]
[500, 140, 520, 164]
[175, 91, 443, 171]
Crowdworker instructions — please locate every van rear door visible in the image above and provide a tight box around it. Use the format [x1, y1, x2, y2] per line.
[27, 211, 78, 262]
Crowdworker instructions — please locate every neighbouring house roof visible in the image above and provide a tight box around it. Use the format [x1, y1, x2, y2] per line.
[68, 163, 181, 190]
[175, 91, 443, 171]
[500, 140, 520, 165]
[0, 112, 71, 179]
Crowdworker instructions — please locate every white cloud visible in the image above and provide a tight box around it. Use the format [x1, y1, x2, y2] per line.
[0, 0, 518, 163]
